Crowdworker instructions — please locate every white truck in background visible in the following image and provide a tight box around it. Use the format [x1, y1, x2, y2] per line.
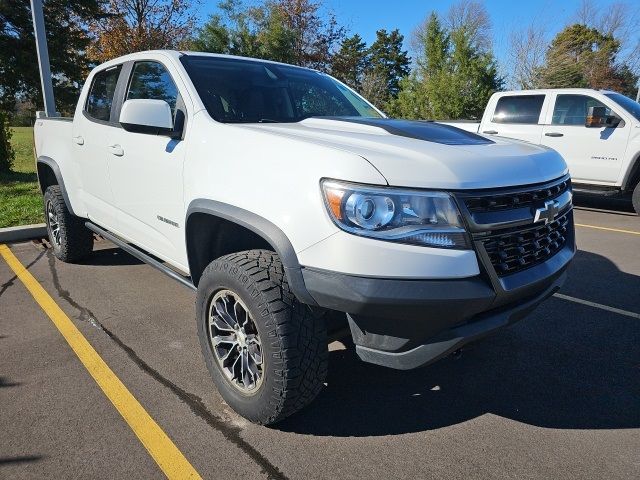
[442, 89, 640, 214]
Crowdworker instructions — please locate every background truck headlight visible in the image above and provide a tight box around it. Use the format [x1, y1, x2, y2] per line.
[322, 179, 470, 249]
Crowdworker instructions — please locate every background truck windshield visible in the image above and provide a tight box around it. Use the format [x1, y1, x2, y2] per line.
[605, 92, 640, 122]
[180, 55, 382, 123]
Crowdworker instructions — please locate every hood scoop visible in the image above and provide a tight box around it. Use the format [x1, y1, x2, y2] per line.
[302, 117, 494, 146]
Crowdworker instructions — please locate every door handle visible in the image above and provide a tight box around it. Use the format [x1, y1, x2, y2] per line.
[108, 144, 124, 156]
[545, 132, 564, 137]
[73, 135, 84, 145]
[483, 130, 498, 134]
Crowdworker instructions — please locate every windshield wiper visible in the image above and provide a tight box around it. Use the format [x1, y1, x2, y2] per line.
[258, 118, 280, 123]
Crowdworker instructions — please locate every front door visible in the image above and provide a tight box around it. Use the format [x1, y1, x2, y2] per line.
[107, 60, 189, 270]
[541, 94, 630, 184]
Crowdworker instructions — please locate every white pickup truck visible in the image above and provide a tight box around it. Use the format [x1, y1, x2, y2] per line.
[34, 50, 574, 424]
[442, 88, 640, 213]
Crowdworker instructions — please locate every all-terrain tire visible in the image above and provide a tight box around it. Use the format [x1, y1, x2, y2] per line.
[196, 249, 328, 425]
[44, 185, 93, 262]
[632, 181, 640, 215]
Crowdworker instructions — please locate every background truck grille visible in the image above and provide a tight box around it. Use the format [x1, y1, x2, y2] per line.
[464, 178, 571, 213]
[482, 212, 571, 276]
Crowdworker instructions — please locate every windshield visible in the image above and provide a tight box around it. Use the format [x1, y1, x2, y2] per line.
[604, 92, 640, 121]
[180, 55, 382, 123]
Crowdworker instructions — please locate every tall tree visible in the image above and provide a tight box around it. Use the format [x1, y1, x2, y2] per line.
[507, 21, 547, 89]
[270, 0, 344, 71]
[391, 4, 502, 120]
[0, 0, 107, 115]
[367, 29, 410, 105]
[191, 0, 296, 63]
[89, 0, 197, 63]
[413, 12, 449, 75]
[538, 24, 638, 96]
[331, 34, 369, 90]
[192, 0, 344, 70]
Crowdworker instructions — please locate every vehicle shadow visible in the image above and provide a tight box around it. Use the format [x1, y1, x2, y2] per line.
[81, 246, 143, 267]
[278, 250, 640, 436]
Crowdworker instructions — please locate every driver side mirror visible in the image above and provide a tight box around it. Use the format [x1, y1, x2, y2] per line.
[585, 105, 620, 128]
[119, 99, 181, 137]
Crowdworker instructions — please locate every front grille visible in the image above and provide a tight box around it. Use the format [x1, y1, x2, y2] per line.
[464, 178, 571, 213]
[483, 212, 571, 276]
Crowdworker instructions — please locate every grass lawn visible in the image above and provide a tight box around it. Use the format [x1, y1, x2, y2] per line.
[0, 127, 44, 228]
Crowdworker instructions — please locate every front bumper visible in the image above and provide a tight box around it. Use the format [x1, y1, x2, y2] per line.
[302, 243, 570, 369]
[301, 176, 576, 370]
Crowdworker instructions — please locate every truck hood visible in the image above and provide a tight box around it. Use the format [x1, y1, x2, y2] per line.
[242, 117, 568, 189]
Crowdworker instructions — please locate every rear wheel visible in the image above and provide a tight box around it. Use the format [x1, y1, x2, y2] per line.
[632, 181, 640, 215]
[196, 249, 327, 425]
[44, 185, 93, 262]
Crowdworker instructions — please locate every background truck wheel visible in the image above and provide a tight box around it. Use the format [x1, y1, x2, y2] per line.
[196, 249, 328, 425]
[633, 181, 640, 215]
[44, 185, 93, 262]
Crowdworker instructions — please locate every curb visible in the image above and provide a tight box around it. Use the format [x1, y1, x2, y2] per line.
[0, 224, 47, 243]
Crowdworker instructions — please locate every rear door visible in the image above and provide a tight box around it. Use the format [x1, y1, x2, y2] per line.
[541, 93, 630, 184]
[107, 59, 190, 270]
[72, 64, 123, 225]
[480, 94, 547, 144]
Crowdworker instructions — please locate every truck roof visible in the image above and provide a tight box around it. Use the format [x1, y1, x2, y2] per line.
[93, 49, 317, 73]
[497, 88, 618, 96]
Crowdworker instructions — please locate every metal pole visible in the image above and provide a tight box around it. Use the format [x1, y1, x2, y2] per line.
[30, 0, 58, 117]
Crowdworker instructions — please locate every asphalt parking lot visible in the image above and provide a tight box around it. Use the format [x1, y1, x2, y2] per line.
[1, 196, 639, 479]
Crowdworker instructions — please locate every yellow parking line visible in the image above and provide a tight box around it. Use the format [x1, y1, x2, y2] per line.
[0, 244, 201, 480]
[575, 223, 640, 236]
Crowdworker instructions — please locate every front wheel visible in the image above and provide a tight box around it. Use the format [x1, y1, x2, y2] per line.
[632, 181, 640, 215]
[196, 250, 328, 425]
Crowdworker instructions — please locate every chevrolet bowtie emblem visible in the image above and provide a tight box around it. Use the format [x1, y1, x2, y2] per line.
[533, 200, 560, 224]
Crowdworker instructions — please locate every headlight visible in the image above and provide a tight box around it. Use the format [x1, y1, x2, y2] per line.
[321, 179, 470, 249]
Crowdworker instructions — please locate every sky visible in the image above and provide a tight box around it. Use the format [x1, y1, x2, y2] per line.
[201, 0, 640, 83]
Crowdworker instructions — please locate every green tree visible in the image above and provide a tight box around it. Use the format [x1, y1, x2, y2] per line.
[538, 24, 638, 96]
[0, 0, 107, 115]
[331, 34, 369, 90]
[415, 12, 449, 75]
[89, 0, 197, 63]
[192, 0, 344, 70]
[0, 112, 15, 173]
[367, 29, 410, 105]
[392, 6, 502, 120]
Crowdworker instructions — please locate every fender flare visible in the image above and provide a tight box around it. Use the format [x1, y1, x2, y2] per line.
[36, 156, 77, 216]
[185, 199, 317, 306]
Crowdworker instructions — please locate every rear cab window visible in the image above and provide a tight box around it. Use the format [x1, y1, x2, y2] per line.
[491, 95, 545, 124]
[85, 65, 122, 122]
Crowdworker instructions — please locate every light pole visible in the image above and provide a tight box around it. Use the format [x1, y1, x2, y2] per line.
[30, 0, 58, 117]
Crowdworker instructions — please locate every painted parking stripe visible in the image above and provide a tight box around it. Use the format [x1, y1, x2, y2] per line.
[575, 223, 640, 236]
[0, 244, 201, 480]
[554, 293, 640, 319]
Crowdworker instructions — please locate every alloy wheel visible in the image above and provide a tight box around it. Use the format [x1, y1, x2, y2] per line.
[208, 289, 264, 393]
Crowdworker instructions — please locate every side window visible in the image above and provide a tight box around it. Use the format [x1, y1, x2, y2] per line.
[552, 94, 611, 126]
[126, 61, 178, 116]
[492, 95, 545, 124]
[85, 65, 122, 121]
